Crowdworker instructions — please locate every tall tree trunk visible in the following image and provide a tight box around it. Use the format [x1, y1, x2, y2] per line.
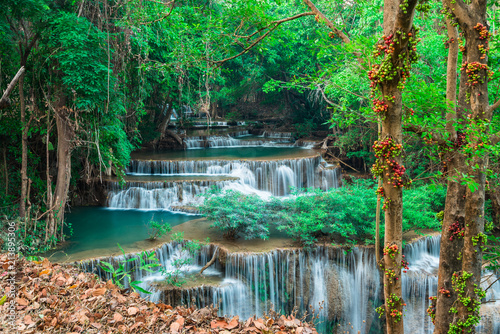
[441, 1, 490, 332]
[19, 71, 28, 218]
[433, 19, 466, 333]
[158, 101, 174, 136]
[52, 92, 72, 243]
[371, 1, 419, 333]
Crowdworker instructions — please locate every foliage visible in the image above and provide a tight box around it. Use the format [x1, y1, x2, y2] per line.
[99, 244, 160, 294]
[146, 218, 172, 241]
[200, 189, 272, 240]
[200, 179, 446, 247]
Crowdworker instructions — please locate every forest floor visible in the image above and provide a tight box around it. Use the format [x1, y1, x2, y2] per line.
[0, 254, 318, 333]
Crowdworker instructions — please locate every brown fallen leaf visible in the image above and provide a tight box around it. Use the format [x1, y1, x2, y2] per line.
[170, 321, 181, 333]
[92, 287, 107, 297]
[127, 306, 139, 316]
[39, 269, 52, 277]
[113, 312, 123, 323]
[24, 315, 34, 325]
[211, 319, 228, 329]
[227, 316, 239, 330]
[16, 297, 28, 306]
[42, 258, 51, 269]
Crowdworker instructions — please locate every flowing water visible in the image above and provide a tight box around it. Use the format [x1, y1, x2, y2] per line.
[80, 236, 500, 334]
[106, 146, 340, 209]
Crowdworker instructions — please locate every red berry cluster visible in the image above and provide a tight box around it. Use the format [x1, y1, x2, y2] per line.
[439, 287, 451, 297]
[474, 23, 491, 40]
[372, 98, 389, 114]
[448, 220, 465, 241]
[373, 138, 402, 159]
[372, 138, 407, 188]
[401, 256, 409, 273]
[461, 61, 489, 86]
[375, 186, 385, 197]
[427, 296, 437, 324]
[383, 243, 399, 259]
[454, 132, 465, 148]
[375, 34, 396, 56]
[444, 37, 454, 49]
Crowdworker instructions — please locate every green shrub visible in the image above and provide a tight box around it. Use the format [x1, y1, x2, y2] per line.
[146, 218, 172, 241]
[199, 180, 446, 247]
[199, 189, 272, 240]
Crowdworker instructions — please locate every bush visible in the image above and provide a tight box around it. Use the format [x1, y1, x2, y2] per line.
[199, 180, 446, 247]
[199, 189, 272, 240]
[146, 218, 172, 241]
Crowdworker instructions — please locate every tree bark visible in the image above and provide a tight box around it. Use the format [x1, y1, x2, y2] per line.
[440, 1, 490, 332]
[158, 101, 174, 136]
[372, 1, 419, 333]
[433, 18, 466, 334]
[19, 71, 28, 218]
[52, 92, 73, 243]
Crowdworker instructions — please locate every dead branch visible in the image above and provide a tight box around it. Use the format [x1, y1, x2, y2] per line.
[0, 67, 25, 109]
[199, 249, 218, 275]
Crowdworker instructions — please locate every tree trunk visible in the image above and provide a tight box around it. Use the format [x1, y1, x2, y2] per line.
[158, 101, 174, 137]
[52, 93, 72, 243]
[441, 1, 490, 332]
[19, 71, 28, 219]
[433, 18, 466, 333]
[371, 1, 419, 333]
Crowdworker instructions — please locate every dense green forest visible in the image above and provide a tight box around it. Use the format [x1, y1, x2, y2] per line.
[1, 0, 500, 333]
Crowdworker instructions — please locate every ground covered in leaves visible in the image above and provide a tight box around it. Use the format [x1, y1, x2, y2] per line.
[0, 254, 318, 333]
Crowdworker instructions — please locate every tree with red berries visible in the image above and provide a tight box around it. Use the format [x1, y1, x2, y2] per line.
[369, 0, 421, 333]
[431, 1, 499, 333]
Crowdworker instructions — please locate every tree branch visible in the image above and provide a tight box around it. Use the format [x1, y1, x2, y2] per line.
[198, 249, 217, 275]
[141, 0, 176, 24]
[404, 123, 447, 146]
[213, 12, 314, 67]
[488, 99, 500, 114]
[442, 0, 473, 28]
[0, 67, 25, 109]
[302, 0, 351, 45]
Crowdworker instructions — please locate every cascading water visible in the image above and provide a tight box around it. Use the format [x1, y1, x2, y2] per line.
[179, 247, 380, 334]
[401, 235, 500, 334]
[80, 236, 499, 334]
[402, 235, 441, 334]
[122, 156, 340, 202]
[261, 131, 293, 139]
[106, 180, 232, 210]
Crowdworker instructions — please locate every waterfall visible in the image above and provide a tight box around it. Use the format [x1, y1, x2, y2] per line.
[401, 235, 500, 334]
[180, 247, 380, 333]
[126, 156, 341, 197]
[402, 235, 440, 334]
[106, 180, 230, 210]
[79, 237, 500, 334]
[261, 131, 293, 139]
[184, 134, 294, 149]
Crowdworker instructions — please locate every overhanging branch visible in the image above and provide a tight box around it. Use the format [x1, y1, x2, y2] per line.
[0, 66, 25, 109]
[213, 12, 314, 68]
